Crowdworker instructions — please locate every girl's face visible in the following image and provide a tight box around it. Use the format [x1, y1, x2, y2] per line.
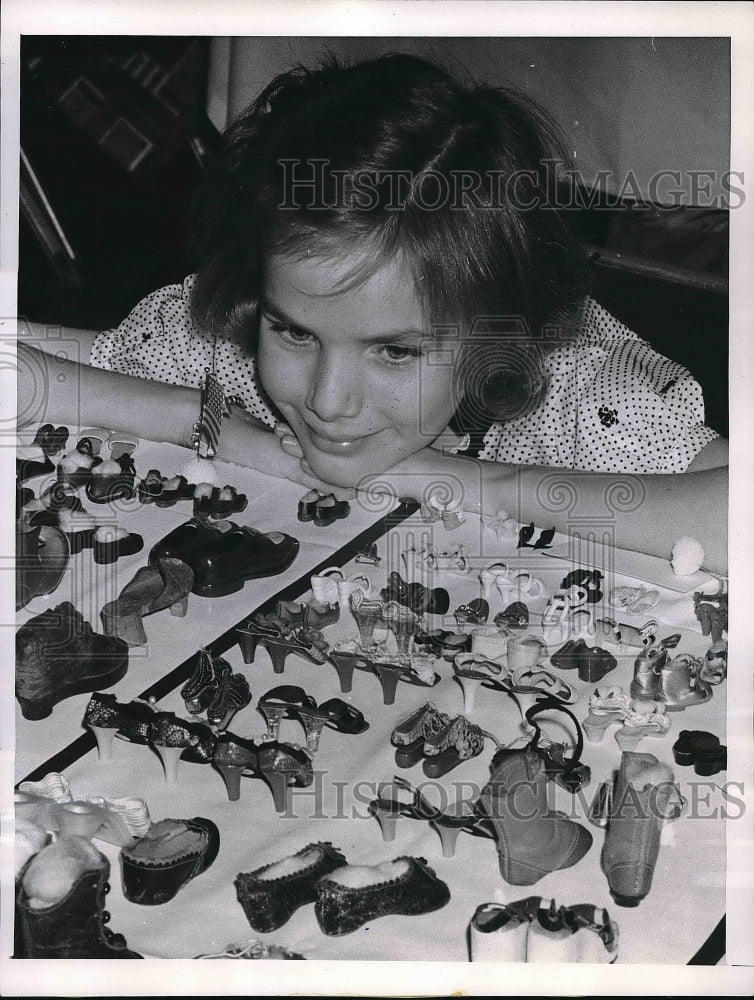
[257, 249, 459, 488]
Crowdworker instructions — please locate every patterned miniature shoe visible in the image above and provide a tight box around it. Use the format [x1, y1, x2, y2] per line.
[391, 703, 450, 768]
[314, 856, 450, 935]
[235, 842, 347, 932]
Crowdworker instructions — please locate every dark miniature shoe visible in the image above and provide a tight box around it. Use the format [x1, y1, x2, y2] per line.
[314, 856, 451, 935]
[120, 817, 220, 906]
[297, 489, 322, 522]
[180, 648, 231, 715]
[137, 469, 165, 504]
[85, 453, 137, 503]
[193, 484, 248, 520]
[16, 603, 129, 720]
[517, 522, 536, 548]
[15, 522, 70, 611]
[147, 713, 218, 782]
[16, 445, 55, 483]
[205, 669, 252, 731]
[454, 598, 489, 627]
[494, 602, 529, 629]
[56, 446, 102, 489]
[83, 692, 157, 761]
[16, 837, 142, 958]
[381, 570, 450, 616]
[672, 729, 726, 775]
[577, 645, 617, 683]
[91, 526, 144, 565]
[33, 423, 70, 458]
[154, 474, 196, 508]
[151, 519, 300, 598]
[313, 494, 350, 527]
[550, 638, 587, 671]
[235, 842, 347, 932]
[100, 557, 194, 647]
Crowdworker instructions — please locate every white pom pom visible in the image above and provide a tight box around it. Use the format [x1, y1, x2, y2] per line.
[181, 456, 219, 485]
[670, 536, 705, 576]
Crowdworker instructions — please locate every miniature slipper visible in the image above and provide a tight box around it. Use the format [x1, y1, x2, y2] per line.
[313, 494, 351, 527]
[85, 453, 137, 503]
[92, 525, 144, 565]
[15, 523, 70, 612]
[120, 817, 220, 905]
[33, 423, 70, 458]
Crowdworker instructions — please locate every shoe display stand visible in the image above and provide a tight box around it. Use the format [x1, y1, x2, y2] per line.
[14, 435, 727, 964]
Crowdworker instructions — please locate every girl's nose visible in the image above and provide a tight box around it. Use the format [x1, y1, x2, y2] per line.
[305, 349, 361, 422]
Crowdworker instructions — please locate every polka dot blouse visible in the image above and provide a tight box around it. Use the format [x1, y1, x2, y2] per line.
[90, 275, 719, 474]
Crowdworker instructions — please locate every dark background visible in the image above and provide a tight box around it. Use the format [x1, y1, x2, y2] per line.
[18, 35, 728, 436]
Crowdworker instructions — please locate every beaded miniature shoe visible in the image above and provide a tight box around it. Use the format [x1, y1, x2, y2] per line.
[391, 703, 450, 768]
[235, 842, 347, 932]
[147, 713, 218, 783]
[314, 856, 450, 935]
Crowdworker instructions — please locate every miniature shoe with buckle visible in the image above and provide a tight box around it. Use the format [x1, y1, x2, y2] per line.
[314, 856, 450, 935]
[120, 817, 220, 905]
[235, 842, 347, 933]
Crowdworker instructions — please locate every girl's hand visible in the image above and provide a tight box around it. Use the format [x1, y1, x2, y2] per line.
[273, 422, 356, 501]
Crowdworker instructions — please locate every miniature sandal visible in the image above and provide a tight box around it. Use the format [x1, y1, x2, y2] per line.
[422, 715, 498, 778]
[454, 598, 489, 627]
[257, 685, 318, 740]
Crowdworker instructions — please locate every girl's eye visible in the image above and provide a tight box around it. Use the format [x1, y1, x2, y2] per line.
[267, 320, 313, 345]
[380, 344, 422, 365]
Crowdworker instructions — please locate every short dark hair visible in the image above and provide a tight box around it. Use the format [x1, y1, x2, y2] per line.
[190, 52, 590, 423]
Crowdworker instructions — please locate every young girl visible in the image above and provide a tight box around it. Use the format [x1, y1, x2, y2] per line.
[18, 53, 728, 573]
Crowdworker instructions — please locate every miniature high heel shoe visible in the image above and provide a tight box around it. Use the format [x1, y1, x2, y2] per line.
[260, 626, 329, 674]
[391, 703, 451, 768]
[479, 562, 513, 605]
[212, 732, 258, 801]
[83, 692, 157, 761]
[100, 557, 194, 647]
[180, 648, 231, 715]
[255, 741, 314, 813]
[236, 612, 286, 664]
[349, 587, 386, 650]
[453, 653, 507, 712]
[381, 570, 450, 616]
[327, 639, 374, 693]
[368, 776, 495, 858]
[582, 686, 631, 743]
[506, 666, 574, 729]
[381, 600, 423, 656]
[370, 654, 440, 706]
[147, 713, 217, 784]
[257, 685, 318, 740]
[205, 668, 252, 731]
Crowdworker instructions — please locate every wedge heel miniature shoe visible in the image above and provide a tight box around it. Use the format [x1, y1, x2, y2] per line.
[314, 856, 450, 935]
[599, 751, 685, 907]
[235, 842, 347, 932]
[479, 751, 593, 885]
[120, 817, 220, 906]
[100, 557, 194, 647]
[16, 836, 142, 958]
[16, 604, 129, 720]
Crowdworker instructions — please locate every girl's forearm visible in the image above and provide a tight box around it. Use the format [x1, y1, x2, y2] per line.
[367, 448, 728, 575]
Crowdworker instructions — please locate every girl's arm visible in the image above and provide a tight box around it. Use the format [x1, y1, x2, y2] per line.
[355, 445, 728, 576]
[16, 341, 337, 491]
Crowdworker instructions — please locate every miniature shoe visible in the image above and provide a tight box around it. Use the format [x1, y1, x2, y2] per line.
[193, 483, 248, 520]
[454, 598, 489, 627]
[297, 488, 322, 522]
[91, 525, 144, 565]
[381, 599, 423, 656]
[600, 751, 685, 906]
[479, 562, 513, 605]
[494, 602, 529, 629]
[381, 571, 450, 616]
[205, 668, 251, 732]
[453, 653, 506, 712]
[369, 653, 440, 706]
[137, 469, 166, 504]
[468, 898, 540, 962]
[655, 653, 716, 710]
[56, 508, 98, 554]
[15, 781, 150, 849]
[85, 453, 137, 503]
[147, 713, 218, 783]
[550, 638, 587, 671]
[56, 446, 101, 489]
[120, 817, 220, 905]
[16, 603, 129, 720]
[582, 686, 631, 743]
[439, 632, 472, 660]
[422, 715, 494, 778]
[368, 776, 495, 858]
[314, 856, 450, 935]
[313, 493, 351, 527]
[327, 640, 374, 693]
[349, 588, 386, 650]
[17, 837, 142, 958]
[16, 444, 55, 483]
[15, 522, 70, 611]
[525, 899, 619, 963]
[507, 634, 548, 672]
[212, 732, 259, 801]
[236, 611, 289, 664]
[255, 740, 315, 813]
[235, 843, 347, 932]
[257, 685, 318, 740]
[259, 625, 329, 674]
[100, 557, 194, 647]
[577, 645, 617, 684]
[154, 474, 195, 507]
[413, 628, 454, 658]
[83, 692, 156, 760]
[614, 699, 670, 751]
[180, 648, 231, 714]
[151, 519, 300, 598]
[672, 729, 726, 775]
[391, 702, 451, 768]
[33, 422, 70, 458]
[479, 752, 593, 885]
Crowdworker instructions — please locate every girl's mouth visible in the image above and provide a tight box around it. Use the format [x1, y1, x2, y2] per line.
[305, 425, 376, 456]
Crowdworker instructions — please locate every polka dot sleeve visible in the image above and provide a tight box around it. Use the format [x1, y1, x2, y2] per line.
[477, 298, 719, 473]
[89, 275, 278, 428]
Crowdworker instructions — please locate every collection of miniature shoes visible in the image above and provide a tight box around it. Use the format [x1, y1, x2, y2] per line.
[583, 686, 671, 751]
[235, 842, 450, 936]
[237, 611, 330, 674]
[16, 603, 130, 720]
[469, 897, 618, 963]
[591, 751, 685, 907]
[297, 489, 351, 527]
[550, 637, 617, 683]
[181, 648, 252, 731]
[257, 684, 368, 753]
[150, 517, 300, 598]
[368, 775, 496, 858]
[100, 556, 194, 647]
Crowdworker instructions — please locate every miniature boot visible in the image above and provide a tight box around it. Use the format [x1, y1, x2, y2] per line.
[655, 655, 714, 711]
[600, 751, 684, 907]
[479, 751, 593, 885]
[16, 836, 142, 958]
[16, 603, 129, 720]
